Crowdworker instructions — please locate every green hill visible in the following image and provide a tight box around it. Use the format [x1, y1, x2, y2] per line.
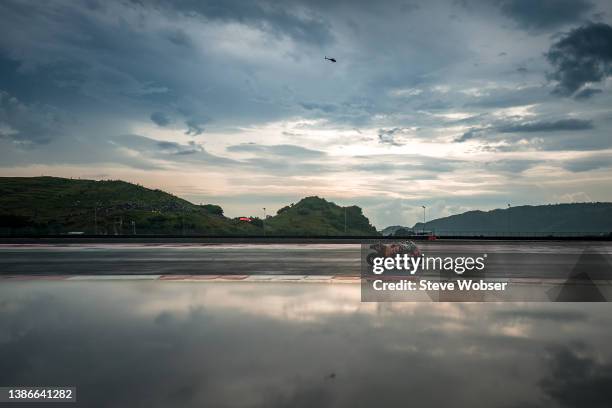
[266, 196, 378, 236]
[0, 177, 257, 235]
[407, 203, 612, 236]
[0, 177, 379, 236]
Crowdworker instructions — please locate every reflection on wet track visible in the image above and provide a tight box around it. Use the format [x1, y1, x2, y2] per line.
[1, 281, 612, 407]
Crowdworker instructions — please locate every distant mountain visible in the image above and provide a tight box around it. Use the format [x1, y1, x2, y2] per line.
[266, 196, 379, 236]
[380, 225, 405, 236]
[0, 177, 378, 236]
[389, 227, 416, 237]
[408, 203, 612, 235]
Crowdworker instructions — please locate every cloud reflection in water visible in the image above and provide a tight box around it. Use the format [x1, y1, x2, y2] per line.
[0, 281, 610, 408]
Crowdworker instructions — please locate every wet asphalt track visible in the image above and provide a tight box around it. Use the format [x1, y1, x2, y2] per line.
[1, 241, 611, 279]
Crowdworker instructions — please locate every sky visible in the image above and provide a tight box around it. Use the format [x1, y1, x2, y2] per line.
[1, 0, 612, 228]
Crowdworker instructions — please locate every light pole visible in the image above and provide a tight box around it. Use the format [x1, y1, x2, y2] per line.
[421, 205, 426, 234]
[132, 220, 136, 235]
[344, 206, 347, 235]
[262, 207, 266, 236]
[507, 203, 511, 237]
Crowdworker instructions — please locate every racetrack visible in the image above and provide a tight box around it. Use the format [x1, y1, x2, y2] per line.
[1, 241, 611, 278]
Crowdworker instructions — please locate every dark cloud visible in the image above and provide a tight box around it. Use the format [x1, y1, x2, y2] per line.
[0, 90, 64, 144]
[150, 111, 171, 127]
[157, 141, 179, 150]
[455, 118, 596, 147]
[455, 127, 485, 142]
[112, 134, 235, 164]
[546, 22, 612, 96]
[227, 143, 326, 158]
[500, 0, 593, 30]
[156, 140, 200, 155]
[573, 87, 603, 99]
[0, 1, 307, 129]
[498, 119, 593, 133]
[150, 0, 334, 46]
[562, 154, 612, 172]
[300, 102, 338, 113]
[185, 120, 204, 136]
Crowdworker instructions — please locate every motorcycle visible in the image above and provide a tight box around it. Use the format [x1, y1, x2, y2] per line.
[366, 241, 421, 266]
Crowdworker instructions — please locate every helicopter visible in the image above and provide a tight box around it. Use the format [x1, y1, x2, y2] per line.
[324, 56, 336, 63]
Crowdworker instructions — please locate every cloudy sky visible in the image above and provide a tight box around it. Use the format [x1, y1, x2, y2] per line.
[1, 0, 612, 228]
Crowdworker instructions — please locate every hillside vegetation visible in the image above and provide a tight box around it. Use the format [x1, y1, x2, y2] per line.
[0, 177, 257, 235]
[0, 177, 379, 236]
[266, 196, 378, 236]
